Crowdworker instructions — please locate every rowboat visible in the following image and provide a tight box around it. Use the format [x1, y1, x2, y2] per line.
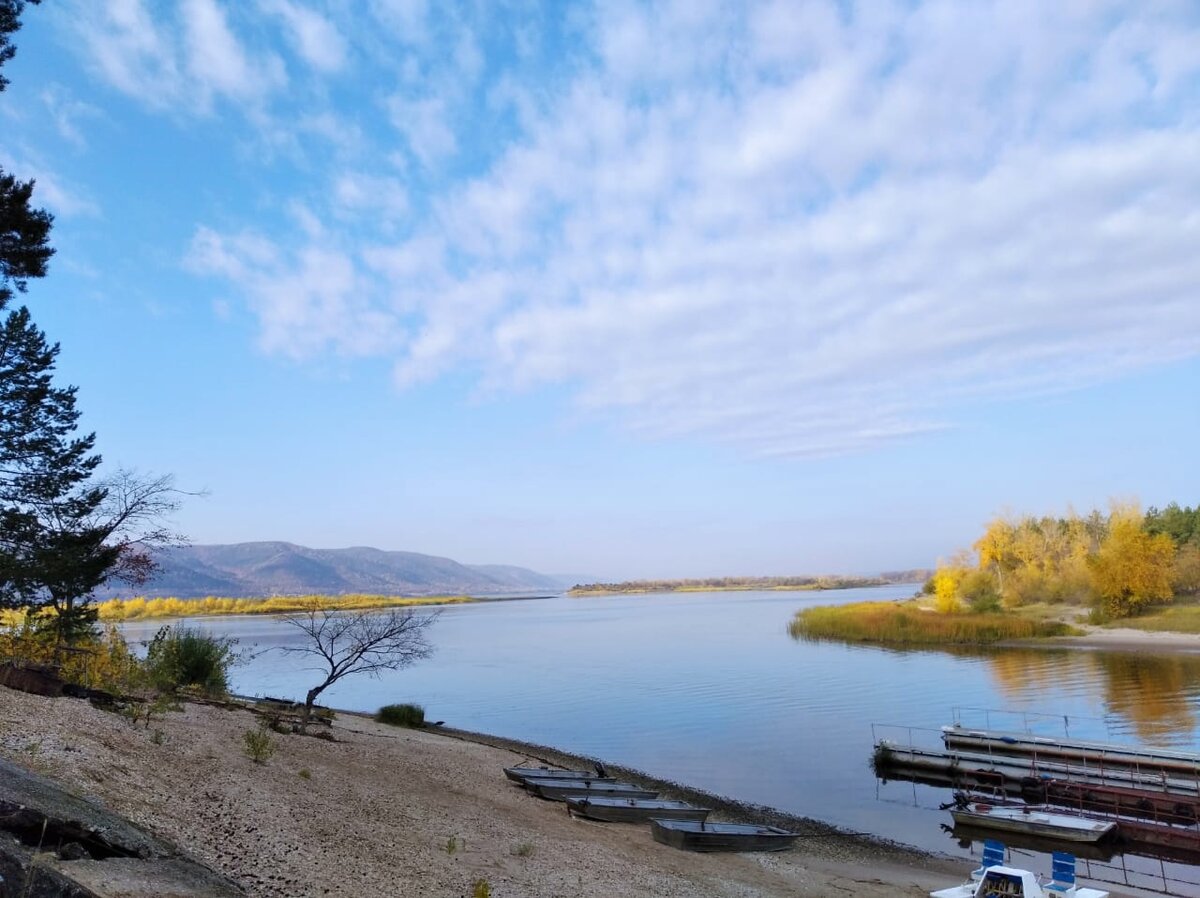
[650, 819, 799, 852]
[525, 778, 658, 802]
[565, 797, 710, 823]
[503, 766, 612, 785]
[950, 804, 1116, 844]
[931, 853, 1109, 898]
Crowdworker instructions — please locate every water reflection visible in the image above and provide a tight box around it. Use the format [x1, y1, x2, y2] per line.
[795, 633, 1200, 744]
[1094, 652, 1200, 741]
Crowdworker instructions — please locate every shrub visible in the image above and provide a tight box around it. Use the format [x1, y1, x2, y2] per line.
[242, 724, 276, 764]
[376, 703, 425, 728]
[143, 626, 237, 697]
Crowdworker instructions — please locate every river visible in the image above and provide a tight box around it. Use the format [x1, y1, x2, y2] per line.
[121, 585, 1200, 893]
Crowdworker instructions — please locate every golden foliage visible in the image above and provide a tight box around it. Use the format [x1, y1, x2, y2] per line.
[1089, 509, 1175, 618]
[0, 611, 140, 692]
[931, 565, 967, 613]
[95, 593, 472, 621]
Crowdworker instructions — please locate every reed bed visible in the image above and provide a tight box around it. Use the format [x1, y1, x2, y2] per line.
[95, 593, 473, 621]
[789, 600, 1074, 645]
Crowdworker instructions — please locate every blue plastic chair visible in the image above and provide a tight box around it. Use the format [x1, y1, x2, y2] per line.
[972, 840, 1006, 878]
[1047, 851, 1076, 893]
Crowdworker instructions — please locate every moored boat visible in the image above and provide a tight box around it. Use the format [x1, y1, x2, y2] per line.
[503, 766, 613, 785]
[566, 797, 710, 823]
[950, 804, 1116, 844]
[650, 819, 799, 852]
[526, 778, 659, 802]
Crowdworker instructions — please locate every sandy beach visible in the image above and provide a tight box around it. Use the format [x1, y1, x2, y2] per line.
[0, 687, 969, 898]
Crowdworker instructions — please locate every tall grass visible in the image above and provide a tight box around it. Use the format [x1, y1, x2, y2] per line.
[789, 601, 1075, 645]
[95, 593, 473, 622]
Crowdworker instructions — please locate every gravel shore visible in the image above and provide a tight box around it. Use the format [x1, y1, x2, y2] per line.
[0, 688, 967, 897]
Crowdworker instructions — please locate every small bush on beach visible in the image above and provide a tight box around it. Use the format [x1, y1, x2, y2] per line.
[789, 601, 1075, 645]
[144, 626, 237, 697]
[472, 880, 491, 898]
[511, 842, 535, 858]
[376, 703, 425, 728]
[242, 723, 276, 764]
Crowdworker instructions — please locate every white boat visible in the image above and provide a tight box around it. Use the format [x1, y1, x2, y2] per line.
[950, 804, 1116, 844]
[931, 857, 1109, 898]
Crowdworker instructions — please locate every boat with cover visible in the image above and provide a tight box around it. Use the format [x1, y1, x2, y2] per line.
[950, 804, 1116, 844]
[526, 778, 658, 801]
[503, 766, 612, 785]
[565, 796, 710, 823]
[930, 851, 1109, 898]
[650, 819, 799, 852]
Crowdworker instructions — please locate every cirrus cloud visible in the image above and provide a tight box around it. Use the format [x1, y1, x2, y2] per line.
[169, 1, 1200, 456]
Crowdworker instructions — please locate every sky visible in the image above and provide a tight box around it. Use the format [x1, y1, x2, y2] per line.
[1, 0, 1197, 581]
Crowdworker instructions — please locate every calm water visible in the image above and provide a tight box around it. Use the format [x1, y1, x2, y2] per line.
[123, 585, 1200, 885]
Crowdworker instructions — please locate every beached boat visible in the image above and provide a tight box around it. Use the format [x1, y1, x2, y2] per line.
[950, 804, 1116, 844]
[942, 726, 1200, 779]
[565, 796, 710, 823]
[931, 861, 1110, 898]
[650, 819, 799, 852]
[503, 766, 612, 785]
[525, 778, 658, 802]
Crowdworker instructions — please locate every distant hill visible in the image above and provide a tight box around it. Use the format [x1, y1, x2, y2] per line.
[97, 542, 571, 599]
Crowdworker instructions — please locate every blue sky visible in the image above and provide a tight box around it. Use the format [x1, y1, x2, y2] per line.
[1, 0, 1197, 580]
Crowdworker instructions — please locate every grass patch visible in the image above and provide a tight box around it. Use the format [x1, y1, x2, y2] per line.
[1108, 600, 1200, 634]
[376, 703, 425, 728]
[789, 600, 1077, 646]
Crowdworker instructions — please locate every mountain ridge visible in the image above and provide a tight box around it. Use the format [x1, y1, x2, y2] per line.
[98, 542, 570, 599]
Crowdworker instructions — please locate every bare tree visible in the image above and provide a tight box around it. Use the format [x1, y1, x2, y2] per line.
[280, 602, 439, 722]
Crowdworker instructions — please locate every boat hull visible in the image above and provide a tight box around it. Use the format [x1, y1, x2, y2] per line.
[950, 807, 1116, 844]
[566, 797, 710, 823]
[650, 819, 799, 852]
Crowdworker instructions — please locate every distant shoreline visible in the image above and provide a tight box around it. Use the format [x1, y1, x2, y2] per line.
[570, 577, 924, 597]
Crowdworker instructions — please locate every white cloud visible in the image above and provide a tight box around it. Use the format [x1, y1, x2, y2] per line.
[185, 1, 1200, 456]
[67, 0, 286, 114]
[260, 0, 347, 73]
[186, 227, 401, 358]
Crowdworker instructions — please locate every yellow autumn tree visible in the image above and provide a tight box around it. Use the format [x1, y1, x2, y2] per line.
[930, 555, 972, 613]
[1089, 507, 1176, 618]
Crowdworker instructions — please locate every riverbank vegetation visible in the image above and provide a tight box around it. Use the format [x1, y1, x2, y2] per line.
[929, 502, 1198, 620]
[93, 593, 472, 621]
[570, 571, 928, 596]
[790, 600, 1075, 645]
[791, 501, 1198, 646]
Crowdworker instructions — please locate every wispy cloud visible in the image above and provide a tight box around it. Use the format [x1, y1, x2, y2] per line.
[68, 0, 286, 114]
[159, 2, 1200, 455]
